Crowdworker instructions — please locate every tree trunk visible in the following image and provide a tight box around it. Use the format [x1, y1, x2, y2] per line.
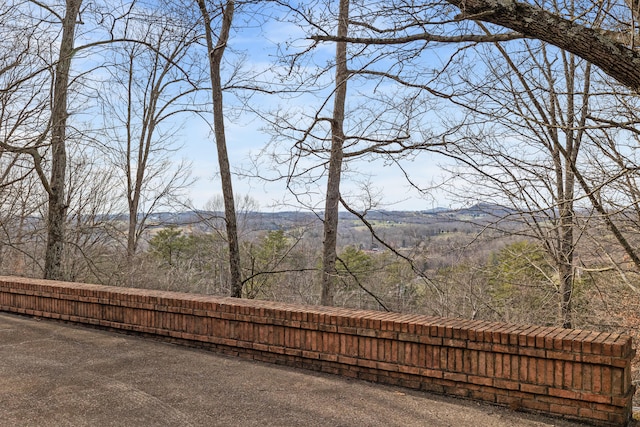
[126, 51, 138, 264]
[197, 0, 242, 297]
[321, 0, 350, 306]
[44, 0, 82, 280]
[556, 175, 575, 328]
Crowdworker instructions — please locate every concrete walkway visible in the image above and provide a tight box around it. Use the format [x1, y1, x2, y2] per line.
[0, 312, 589, 427]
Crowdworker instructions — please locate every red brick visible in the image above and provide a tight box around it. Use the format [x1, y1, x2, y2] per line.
[443, 372, 467, 382]
[491, 326, 504, 343]
[404, 342, 414, 366]
[550, 403, 579, 416]
[578, 407, 610, 421]
[468, 375, 494, 386]
[543, 328, 562, 350]
[543, 359, 554, 385]
[601, 366, 612, 394]
[455, 348, 463, 371]
[503, 354, 512, 379]
[553, 359, 563, 388]
[613, 335, 634, 358]
[519, 356, 529, 383]
[357, 336, 366, 358]
[580, 392, 613, 405]
[494, 378, 519, 390]
[390, 339, 399, 363]
[561, 329, 582, 352]
[418, 344, 427, 367]
[357, 358, 377, 369]
[468, 350, 478, 375]
[495, 353, 504, 378]
[377, 337, 385, 361]
[530, 326, 549, 347]
[545, 349, 575, 361]
[327, 331, 338, 353]
[592, 365, 603, 394]
[430, 346, 440, 369]
[478, 351, 487, 376]
[445, 348, 455, 371]
[594, 402, 619, 413]
[420, 368, 443, 379]
[611, 368, 624, 395]
[439, 347, 449, 370]
[582, 331, 601, 354]
[444, 323, 457, 338]
[377, 361, 400, 372]
[592, 332, 612, 355]
[384, 339, 393, 362]
[561, 361, 573, 389]
[518, 326, 537, 347]
[583, 364, 593, 391]
[520, 398, 550, 412]
[548, 387, 579, 400]
[520, 383, 547, 395]
[478, 325, 494, 343]
[607, 412, 631, 425]
[552, 328, 573, 350]
[612, 394, 632, 407]
[501, 325, 519, 345]
[3, 278, 637, 427]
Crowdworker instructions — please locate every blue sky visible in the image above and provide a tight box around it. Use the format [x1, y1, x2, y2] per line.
[178, 11, 460, 212]
[183, 107, 454, 212]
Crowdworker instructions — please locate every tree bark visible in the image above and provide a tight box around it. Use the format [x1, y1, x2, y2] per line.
[197, 0, 243, 297]
[321, 0, 350, 306]
[44, 0, 82, 280]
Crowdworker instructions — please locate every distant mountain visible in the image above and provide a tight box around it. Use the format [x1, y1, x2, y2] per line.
[138, 203, 519, 230]
[453, 203, 516, 218]
[422, 207, 450, 214]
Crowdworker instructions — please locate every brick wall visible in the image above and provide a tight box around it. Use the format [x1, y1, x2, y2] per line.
[0, 276, 634, 426]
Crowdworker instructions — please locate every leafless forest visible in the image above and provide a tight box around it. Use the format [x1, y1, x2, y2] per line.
[2, 0, 640, 371]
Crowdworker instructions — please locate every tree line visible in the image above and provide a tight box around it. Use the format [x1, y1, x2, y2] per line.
[1, 0, 640, 330]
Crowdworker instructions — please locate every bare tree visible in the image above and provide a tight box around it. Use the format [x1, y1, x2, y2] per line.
[441, 32, 604, 327]
[42, 0, 83, 280]
[62, 144, 122, 283]
[196, 0, 243, 297]
[572, 92, 640, 279]
[0, 3, 51, 275]
[255, 1, 455, 305]
[0, 1, 82, 280]
[298, 0, 640, 321]
[319, 0, 350, 306]
[96, 8, 199, 268]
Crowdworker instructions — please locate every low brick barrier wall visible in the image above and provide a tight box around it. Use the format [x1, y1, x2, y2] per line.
[0, 276, 634, 426]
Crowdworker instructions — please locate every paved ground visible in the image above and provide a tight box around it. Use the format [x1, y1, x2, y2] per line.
[0, 311, 591, 427]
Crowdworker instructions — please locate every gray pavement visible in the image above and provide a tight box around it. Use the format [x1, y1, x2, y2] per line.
[0, 311, 589, 427]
